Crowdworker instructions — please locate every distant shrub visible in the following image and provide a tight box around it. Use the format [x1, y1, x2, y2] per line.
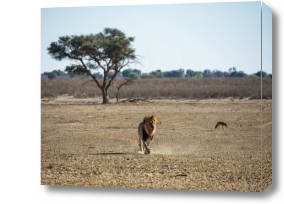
[41, 77, 271, 99]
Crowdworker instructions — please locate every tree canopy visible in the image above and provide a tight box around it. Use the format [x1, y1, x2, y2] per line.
[47, 28, 137, 104]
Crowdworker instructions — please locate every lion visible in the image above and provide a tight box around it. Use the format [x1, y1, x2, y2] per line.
[137, 115, 158, 154]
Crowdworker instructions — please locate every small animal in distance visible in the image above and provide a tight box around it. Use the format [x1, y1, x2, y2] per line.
[215, 121, 228, 129]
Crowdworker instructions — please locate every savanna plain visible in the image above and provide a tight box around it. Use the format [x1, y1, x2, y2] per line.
[41, 81, 272, 192]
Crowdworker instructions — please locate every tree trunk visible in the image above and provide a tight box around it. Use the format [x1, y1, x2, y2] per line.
[101, 88, 109, 104]
[116, 87, 121, 103]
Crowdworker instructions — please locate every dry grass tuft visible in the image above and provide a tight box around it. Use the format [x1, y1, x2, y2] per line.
[41, 77, 272, 100]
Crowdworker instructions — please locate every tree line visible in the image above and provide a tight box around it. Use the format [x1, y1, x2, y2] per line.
[42, 67, 272, 80]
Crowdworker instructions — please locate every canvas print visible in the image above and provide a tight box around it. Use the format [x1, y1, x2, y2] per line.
[41, 1, 272, 192]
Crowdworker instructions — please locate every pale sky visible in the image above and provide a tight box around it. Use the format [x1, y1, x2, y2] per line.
[41, 1, 272, 74]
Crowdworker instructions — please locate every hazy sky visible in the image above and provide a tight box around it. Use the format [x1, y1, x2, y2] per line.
[41, 1, 272, 74]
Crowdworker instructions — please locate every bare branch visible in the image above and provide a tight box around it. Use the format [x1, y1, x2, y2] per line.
[117, 78, 134, 88]
[105, 69, 120, 90]
[79, 59, 102, 89]
[90, 52, 107, 72]
[115, 78, 134, 102]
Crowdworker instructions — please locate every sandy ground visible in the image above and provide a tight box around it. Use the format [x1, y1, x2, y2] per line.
[41, 97, 272, 192]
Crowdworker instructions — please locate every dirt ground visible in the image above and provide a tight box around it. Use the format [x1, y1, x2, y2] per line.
[41, 97, 272, 192]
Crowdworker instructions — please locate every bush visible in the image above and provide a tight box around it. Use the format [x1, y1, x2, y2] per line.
[41, 77, 271, 100]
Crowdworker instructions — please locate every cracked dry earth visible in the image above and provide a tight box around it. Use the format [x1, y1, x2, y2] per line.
[41, 98, 272, 192]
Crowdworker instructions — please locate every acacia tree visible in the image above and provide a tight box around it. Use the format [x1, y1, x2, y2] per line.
[47, 28, 137, 104]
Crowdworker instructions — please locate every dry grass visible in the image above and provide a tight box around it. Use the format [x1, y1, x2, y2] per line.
[41, 77, 272, 100]
[41, 98, 272, 191]
[262, 100, 272, 191]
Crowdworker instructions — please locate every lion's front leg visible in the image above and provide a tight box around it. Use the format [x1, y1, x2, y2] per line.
[138, 141, 142, 153]
[144, 146, 151, 154]
[139, 140, 149, 154]
[138, 123, 145, 154]
[146, 139, 152, 149]
[138, 139, 150, 154]
[144, 140, 151, 154]
[138, 139, 145, 154]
